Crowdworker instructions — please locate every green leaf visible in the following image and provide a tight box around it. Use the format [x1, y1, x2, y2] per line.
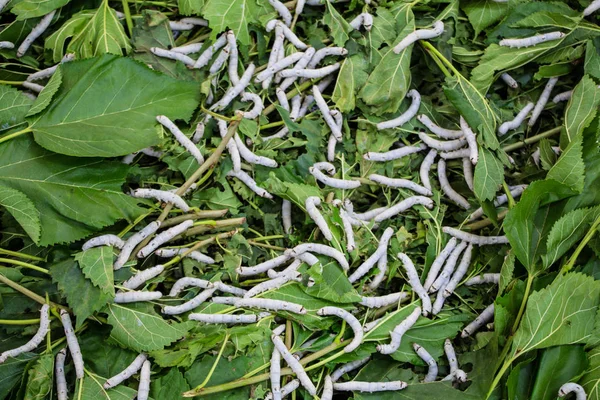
[585, 40, 600, 80]
[107, 302, 190, 352]
[0, 136, 145, 246]
[323, 1, 351, 46]
[511, 272, 600, 358]
[367, 8, 397, 49]
[44, 10, 95, 62]
[264, 174, 322, 211]
[75, 247, 115, 296]
[29, 54, 200, 157]
[0, 353, 37, 398]
[26, 66, 62, 117]
[194, 181, 243, 214]
[499, 251, 515, 295]
[52, 257, 113, 326]
[23, 353, 53, 400]
[473, 148, 504, 201]
[332, 55, 369, 113]
[0, 184, 41, 244]
[581, 346, 600, 400]
[305, 261, 361, 303]
[80, 372, 140, 400]
[511, 11, 579, 30]
[530, 345, 588, 400]
[563, 75, 600, 145]
[462, 0, 508, 36]
[203, 0, 270, 47]
[152, 368, 190, 400]
[79, 330, 139, 378]
[11, 0, 70, 20]
[548, 133, 585, 192]
[178, 0, 205, 15]
[0, 84, 33, 132]
[539, 138, 558, 171]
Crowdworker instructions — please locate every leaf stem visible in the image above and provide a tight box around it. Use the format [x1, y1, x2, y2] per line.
[0, 80, 24, 85]
[0, 126, 33, 145]
[501, 126, 561, 152]
[0, 273, 64, 309]
[259, 121, 285, 130]
[0, 318, 41, 325]
[120, 0, 134, 36]
[511, 273, 533, 334]
[420, 41, 460, 76]
[0, 258, 49, 275]
[251, 235, 285, 242]
[486, 354, 517, 399]
[262, 78, 322, 116]
[562, 214, 600, 273]
[0, 248, 45, 262]
[196, 333, 230, 390]
[247, 241, 287, 251]
[502, 181, 516, 209]
[161, 209, 229, 228]
[163, 230, 237, 268]
[420, 42, 451, 78]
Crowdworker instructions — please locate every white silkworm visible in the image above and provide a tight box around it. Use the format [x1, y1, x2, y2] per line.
[0, 41, 14, 49]
[234, 298, 307, 314]
[276, 88, 290, 110]
[327, 134, 337, 162]
[262, 25, 285, 89]
[274, 20, 308, 49]
[376, 90, 421, 130]
[305, 196, 333, 241]
[114, 221, 161, 270]
[442, 226, 509, 245]
[122, 265, 165, 290]
[416, 115, 463, 139]
[22, 82, 44, 93]
[439, 148, 471, 160]
[417, 132, 466, 151]
[269, 1, 292, 26]
[122, 147, 163, 164]
[279, 63, 341, 79]
[234, 132, 277, 166]
[227, 169, 274, 199]
[264, 379, 300, 400]
[312, 162, 336, 174]
[499, 31, 565, 48]
[349, 14, 364, 30]
[500, 73, 519, 89]
[353, 207, 389, 221]
[261, 128, 289, 141]
[360, 292, 409, 308]
[271, 345, 281, 400]
[393, 21, 444, 54]
[333, 381, 408, 392]
[297, 75, 334, 117]
[212, 296, 241, 304]
[498, 102, 535, 135]
[151, 47, 196, 66]
[137, 360, 151, 400]
[397, 253, 432, 315]
[168, 277, 213, 297]
[211, 63, 255, 110]
[369, 174, 432, 196]
[169, 21, 194, 30]
[558, 383, 587, 399]
[321, 375, 333, 400]
[114, 291, 162, 303]
[27, 54, 74, 82]
[352, 13, 374, 31]
[330, 357, 370, 382]
[313, 85, 342, 140]
[339, 208, 356, 251]
[279, 47, 316, 90]
[155, 248, 215, 264]
[364, 144, 427, 162]
[216, 119, 241, 171]
[179, 17, 209, 26]
[171, 42, 204, 54]
[463, 158, 474, 191]
[163, 287, 217, 315]
[237, 254, 292, 276]
[225, 31, 239, 84]
[461, 303, 494, 338]
[432, 285, 447, 315]
[373, 196, 434, 222]
[419, 149, 437, 192]
[272, 334, 316, 395]
[208, 45, 230, 74]
[214, 281, 247, 296]
[430, 240, 468, 293]
[307, 47, 348, 69]
[459, 117, 478, 165]
[367, 252, 388, 290]
[104, 354, 148, 389]
[529, 77, 558, 126]
[443, 339, 467, 383]
[131, 188, 190, 212]
[317, 307, 363, 352]
[245, 270, 300, 297]
[443, 244, 473, 298]
[468, 184, 527, 221]
[0, 305, 50, 363]
[348, 227, 394, 282]
[424, 237, 458, 291]
[17, 10, 56, 57]
[438, 159, 470, 209]
[465, 273, 500, 286]
[55, 348, 68, 400]
[82, 234, 125, 250]
[289, 243, 349, 270]
[553, 90, 573, 103]
[256, 52, 305, 82]
[413, 343, 438, 382]
[189, 313, 263, 324]
[137, 220, 194, 258]
[584, 0, 600, 16]
[157, 115, 204, 164]
[290, 95, 301, 119]
[282, 200, 292, 234]
[193, 34, 227, 69]
[60, 310, 84, 379]
[363, 316, 384, 333]
[310, 167, 360, 189]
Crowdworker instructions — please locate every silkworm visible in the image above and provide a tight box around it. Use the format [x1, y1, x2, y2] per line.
[270, 345, 281, 400]
[364, 143, 427, 162]
[295, 251, 320, 266]
[373, 196, 434, 222]
[461, 303, 494, 338]
[397, 253, 432, 315]
[122, 265, 165, 290]
[416, 150, 437, 194]
[171, 42, 204, 54]
[245, 271, 300, 298]
[459, 117, 478, 164]
[339, 208, 356, 251]
[282, 200, 292, 234]
[155, 248, 215, 264]
[276, 87, 290, 111]
[416, 115, 463, 139]
[442, 244, 474, 297]
[393, 20, 444, 54]
[0, 304, 49, 363]
[368, 174, 432, 196]
[114, 221, 161, 270]
[256, 52, 306, 82]
[333, 381, 408, 392]
[317, 307, 363, 352]
[234, 298, 307, 314]
[169, 21, 194, 30]
[168, 277, 214, 297]
[280, 63, 342, 79]
[273, 20, 308, 49]
[290, 95, 301, 119]
[0, 41, 14, 49]
[443, 339, 467, 383]
[442, 226, 509, 245]
[208, 45, 230, 74]
[131, 188, 190, 212]
[137, 360, 151, 400]
[60, 310, 84, 379]
[499, 31, 565, 48]
[367, 252, 388, 290]
[363, 316, 384, 332]
[438, 159, 470, 209]
[500, 72, 519, 89]
[431, 286, 447, 315]
[465, 273, 500, 286]
[137, 220, 194, 258]
[240, 92, 264, 119]
[528, 77, 558, 126]
[227, 169, 274, 199]
[413, 343, 438, 382]
[439, 148, 471, 160]
[423, 237, 458, 291]
[262, 25, 285, 89]
[55, 348, 68, 400]
[114, 291, 162, 303]
[213, 281, 248, 296]
[360, 292, 409, 308]
[330, 357, 370, 382]
[297, 75, 334, 117]
[157, 115, 204, 165]
[312, 85, 342, 140]
[163, 287, 217, 315]
[82, 234, 125, 250]
[348, 227, 394, 282]
[289, 243, 349, 270]
[305, 196, 333, 241]
[310, 167, 360, 189]
[22, 82, 44, 93]
[179, 17, 208, 26]
[234, 132, 277, 166]
[189, 313, 263, 324]
[307, 47, 348, 69]
[237, 254, 292, 276]
[319, 375, 333, 400]
[264, 379, 300, 400]
[193, 34, 227, 68]
[271, 334, 316, 394]
[352, 207, 389, 222]
[216, 119, 241, 171]
[417, 131, 466, 151]
[17, 10, 56, 57]
[326, 134, 338, 162]
[376, 90, 421, 130]
[26, 54, 74, 82]
[211, 63, 255, 110]
[269, 1, 293, 26]
[104, 354, 148, 389]
[279, 48, 316, 90]
[558, 383, 587, 399]
[151, 47, 196, 66]
[468, 184, 527, 221]
[498, 102, 534, 135]
[462, 158, 474, 191]
[430, 241, 468, 293]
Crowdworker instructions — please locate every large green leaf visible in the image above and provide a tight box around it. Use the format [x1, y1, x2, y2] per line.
[0, 84, 33, 132]
[581, 346, 600, 400]
[11, 0, 70, 20]
[548, 133, 585, 192]
[75, 247, 115, 296]
[305, 261, 361, 303]
[29, 54, 200, 157]
[530, 345, 588, 400]
[107, 302, 190, 352]
[332, 55, 369, 113]
[563, 75, 600, 145]
[0, 184, 40, 244]
[44, 10, 95, 62]
[323, 0, 351, 46]
[462, 0, 508, 36]
[203, 0, 271, 47]
[474, 148, 504, 201]
[0, 136, 145, 246]
[511, 272, 600, 358]
[0, 353, 37, 398]
[24, 353, 53, 400]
